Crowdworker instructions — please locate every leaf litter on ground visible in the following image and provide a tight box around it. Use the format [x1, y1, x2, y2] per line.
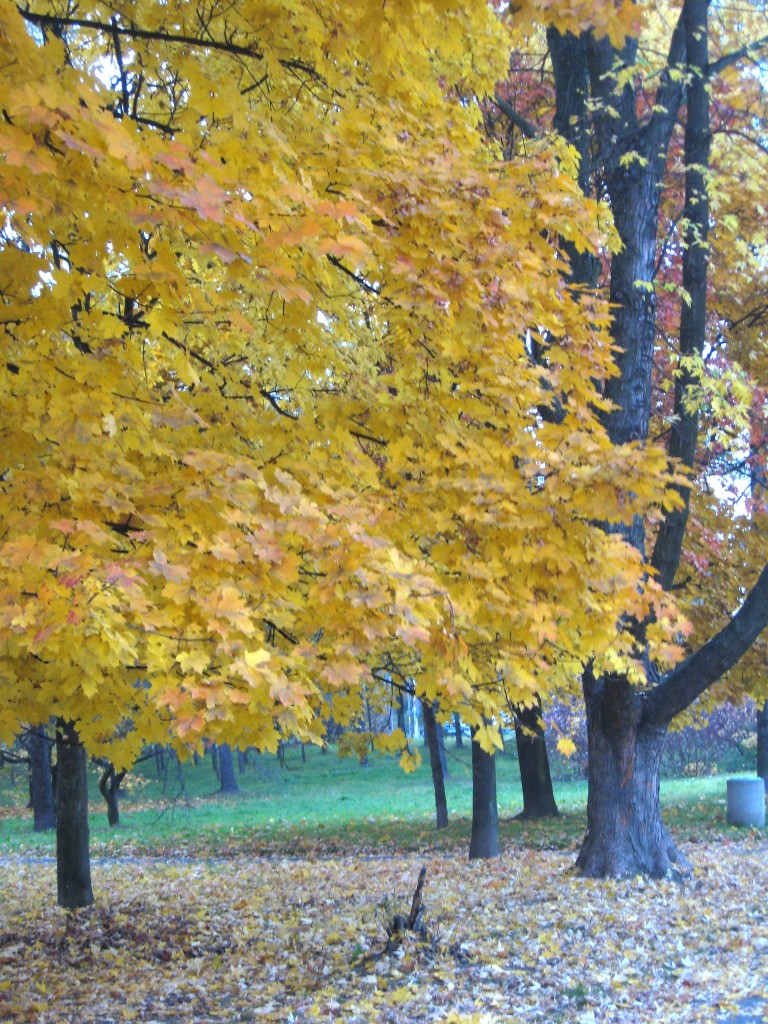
[1, 838, 767, 1023]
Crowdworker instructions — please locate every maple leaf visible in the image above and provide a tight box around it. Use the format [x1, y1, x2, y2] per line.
[150, 549, 190, 582]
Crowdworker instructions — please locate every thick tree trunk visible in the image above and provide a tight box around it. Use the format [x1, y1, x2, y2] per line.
[217, 743, 240, 794]
[55, 719, 94, 908]
[469, 731, 499, 859]
[422, 701, 448, 829]
[757, 702, 768, 789]
[29, 726, 56, 831]
[514, 701, 559, 819]
[546, 5, 749, 879]
[575, 673, 689, 879]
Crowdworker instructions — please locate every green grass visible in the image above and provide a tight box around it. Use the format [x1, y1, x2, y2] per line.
[0, 741, 761, 860]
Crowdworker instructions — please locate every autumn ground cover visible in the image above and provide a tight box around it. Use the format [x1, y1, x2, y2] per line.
[2, 840, 767, 1024]
[2, 749, 767, 1023]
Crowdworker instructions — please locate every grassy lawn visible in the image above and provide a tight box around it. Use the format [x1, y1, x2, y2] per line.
[0, 740, 755, 859]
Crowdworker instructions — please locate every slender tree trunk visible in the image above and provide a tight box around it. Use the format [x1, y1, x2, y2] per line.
[175, 754, 188, 801]
[514, 701, 559, 819]
[397, 691, 407, 734]
[98, 764, 126, 826]
[217, 744, 240, 794]
[29, 726, 56, 831]
[55, 719, 93, 908]
[469, 730, 499, 859]
[211, 743, 220, 779]
[453, 712, 464, 749]
[436, 715, 450, 778]
[757, 702, 768, 789]
[422, 702, 448, 828]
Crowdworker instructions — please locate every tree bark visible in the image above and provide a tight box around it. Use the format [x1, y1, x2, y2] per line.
[453, 712, 464, 749]
[469, 730, 499, 859]
[98, 763, 126, 826]
[55, 719, 94, 908]
[514, 701, 559, 819]
[436, 714, 450, 778]
[396, 691, 407, 734]
[651, 0, 711, 588]
[29, 726, 56, 832]
[575, 672, 689, 878]
[757, 702, 768, 789]
[217, 743, 240, 794]
[544, 2, 768, 877]
[422, 701, 448, 828]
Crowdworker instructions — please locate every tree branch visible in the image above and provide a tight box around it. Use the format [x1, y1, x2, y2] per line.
[19, 6, 329, 90]
[650, 0, 710, 590]
[326, 255, 381, 295]
[708, 33, 768, 79]
[492, 94, 537, 139]
[19, 7, 265, 59]
[644, 562, 768, 726]
[639, 8, 687, 158]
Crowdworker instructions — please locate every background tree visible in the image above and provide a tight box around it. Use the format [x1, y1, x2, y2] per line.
[421, 702, 449, 829]
[468, 729, 499, 859]
[55, 720, 92, 908]
[97, 761, 126, 827]
[506, 1, 768, 876]
[217, 744, 240, 796]
[29, 728, 57, 831]
[514, 700, 559, 820]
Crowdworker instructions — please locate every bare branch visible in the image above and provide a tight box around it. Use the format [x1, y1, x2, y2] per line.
[708, 33, 768, 79]
[492, 94, 537, 139]
[19, 6, 265, 59]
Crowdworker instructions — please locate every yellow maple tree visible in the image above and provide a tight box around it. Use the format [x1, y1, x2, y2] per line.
[0, 0, 683, 777]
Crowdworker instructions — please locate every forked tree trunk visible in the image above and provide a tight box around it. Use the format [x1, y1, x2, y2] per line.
[469, 731, 499, 859]
[422, 701, 448, 829]
[575, 674, 689, 879]
[98, 764, 126, 826]
[29, 726, 56, 831]
[514, 701, 559, 819]
[56, 719, 94, 908]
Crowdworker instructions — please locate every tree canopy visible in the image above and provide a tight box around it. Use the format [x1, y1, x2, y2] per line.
[0, 0, 687, 769]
